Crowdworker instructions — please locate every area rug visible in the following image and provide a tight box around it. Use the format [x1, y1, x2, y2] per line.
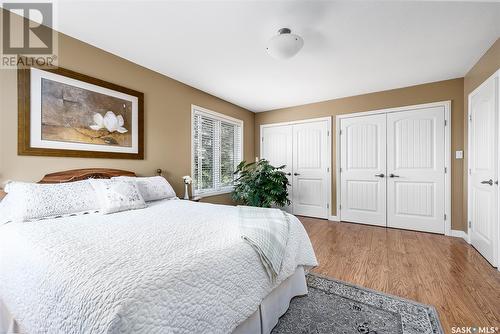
[272, 273, 443, 334]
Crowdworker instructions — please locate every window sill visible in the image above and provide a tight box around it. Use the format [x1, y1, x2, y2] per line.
[194, 188, 233, 198]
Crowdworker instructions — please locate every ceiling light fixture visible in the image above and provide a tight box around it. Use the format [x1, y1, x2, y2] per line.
[266, 28, 304, 60]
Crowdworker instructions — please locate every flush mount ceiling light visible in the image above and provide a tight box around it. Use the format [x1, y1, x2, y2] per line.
[266, 28, 304, 60]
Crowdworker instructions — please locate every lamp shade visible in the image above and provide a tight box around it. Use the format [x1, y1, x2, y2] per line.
[266, 28, 304, 60]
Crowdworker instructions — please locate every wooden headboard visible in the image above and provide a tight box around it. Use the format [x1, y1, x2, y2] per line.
[38, 168, 136, 183]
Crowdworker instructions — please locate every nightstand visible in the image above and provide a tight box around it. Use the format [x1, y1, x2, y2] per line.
[181, 196, 202, 202]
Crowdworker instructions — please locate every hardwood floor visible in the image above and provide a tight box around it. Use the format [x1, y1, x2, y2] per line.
[300, 217, 500, 334]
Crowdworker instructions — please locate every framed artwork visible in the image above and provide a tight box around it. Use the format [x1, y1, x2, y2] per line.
[18, 64, 144, 159]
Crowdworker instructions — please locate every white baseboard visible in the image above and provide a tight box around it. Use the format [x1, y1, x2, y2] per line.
[450, 229, 468, 242]
[325, 219, 468, 242]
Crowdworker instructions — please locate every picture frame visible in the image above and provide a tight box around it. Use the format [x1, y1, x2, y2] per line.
[18, 63, 144, 159]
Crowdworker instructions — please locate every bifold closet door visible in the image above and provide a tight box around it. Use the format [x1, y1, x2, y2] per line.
[292, 121, 330, 219]
[386, 107, 445, 233]
[340, 114, 387, 226]
[261, 120, 330, 219]
[261, 125, 293, 212]
[469, 76, 498, 266]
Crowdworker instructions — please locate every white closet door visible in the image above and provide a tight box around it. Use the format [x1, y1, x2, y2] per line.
[386, 107, 445, 233]
[292, 121, 330, 219]
[261, 125, 293, 212]
[340, 114, 387, 226]
[469, 76, 498, 266]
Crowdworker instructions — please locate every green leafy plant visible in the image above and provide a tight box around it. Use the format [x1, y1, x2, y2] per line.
[232, 159, 291, 208]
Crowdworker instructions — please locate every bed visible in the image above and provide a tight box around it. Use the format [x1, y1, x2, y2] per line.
[0, 169, 318, 334]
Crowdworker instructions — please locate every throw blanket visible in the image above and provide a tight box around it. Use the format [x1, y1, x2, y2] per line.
[238, 206, 290, 281]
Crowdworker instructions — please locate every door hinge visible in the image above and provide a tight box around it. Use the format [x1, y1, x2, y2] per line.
[261, 137, 264, 142]
[444, 214, 447, 220]
[339, 129, 342, 135]
[469, 115, 472, 122]
[327, 130, 330, 136]
[468, 221, 472, 228]
[339, 204, 342, 210]
[444, 167, 447, 173]
[327, 203, 329, 209]
[469, 168, 471, 175]
[327, 167, 330, 172]
[444, 120, 447, 126]
[340, 168, 342, 173]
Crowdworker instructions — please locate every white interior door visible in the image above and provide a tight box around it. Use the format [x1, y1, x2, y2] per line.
[292, 121, 330, 219]
[469, 76, 498, 267]
[340, 114, 387, 226]
[386, 106, 445, 233]
[261, 125, 293, 212]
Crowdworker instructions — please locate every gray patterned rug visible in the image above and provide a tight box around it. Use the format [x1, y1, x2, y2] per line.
[272, 273, 443, 334]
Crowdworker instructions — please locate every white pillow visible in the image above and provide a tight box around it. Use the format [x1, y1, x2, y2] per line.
[112, 176, 176, 202]
[0, 194, 14, 224]
[90, 179, 147, 214]
[1, 180, 99, 223]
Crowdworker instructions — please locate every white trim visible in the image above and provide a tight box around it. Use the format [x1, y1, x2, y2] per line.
[467, 69, 500, 269]
[259, 116, 332, 219]
[336, 115, 341, 220]
[329, 215, 339, 222]
[190, 105, 244, 198]
[335, 100, 452, 120]
[192, 104, 244, 126]
[336, 100, 452, 235]
[259, 116, 333, 131]
[450, 229, 469, 242]
[444, 101, 452, 236]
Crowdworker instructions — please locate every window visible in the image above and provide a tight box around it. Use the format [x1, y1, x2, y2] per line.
[192, 105, 243, 196]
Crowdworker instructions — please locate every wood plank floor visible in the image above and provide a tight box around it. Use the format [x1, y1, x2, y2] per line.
[300, 217, 500, 334]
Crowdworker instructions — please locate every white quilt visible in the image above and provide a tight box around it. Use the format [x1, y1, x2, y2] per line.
[0, 200, 317, 334]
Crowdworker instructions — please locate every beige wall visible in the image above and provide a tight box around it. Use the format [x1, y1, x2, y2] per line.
[255, 79, 466, 231]
[463, 38, 500, 229]
[0, 31, 254, 205]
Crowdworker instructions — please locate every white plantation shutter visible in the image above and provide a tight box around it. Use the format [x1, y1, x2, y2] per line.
[192, 106, 242, 196]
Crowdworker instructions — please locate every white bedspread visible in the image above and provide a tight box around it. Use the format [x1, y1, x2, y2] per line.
[0, 200, 317, 334]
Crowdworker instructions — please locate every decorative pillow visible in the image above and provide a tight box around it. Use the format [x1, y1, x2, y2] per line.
[90, 179, 147, 214]
[112, 176, 176, 202]
[1, 180, 99, 223]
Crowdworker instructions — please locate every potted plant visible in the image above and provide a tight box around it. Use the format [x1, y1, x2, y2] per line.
[232, 159, 290, 208]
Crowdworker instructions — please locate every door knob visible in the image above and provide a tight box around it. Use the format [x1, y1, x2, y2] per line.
[374, 173, 385, 178]
[389, 173, 400, 178]
[293, 173, 300, 176]
[286, 172, 291, 176]
[480, 179, 493, 186]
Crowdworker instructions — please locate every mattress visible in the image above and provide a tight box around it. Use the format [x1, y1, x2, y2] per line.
[0, 199, 317, 333]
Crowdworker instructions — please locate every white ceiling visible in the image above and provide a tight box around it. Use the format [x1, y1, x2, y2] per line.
[51, 1, 500, 111]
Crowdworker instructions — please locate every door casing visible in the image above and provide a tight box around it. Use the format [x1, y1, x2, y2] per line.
[467, 69, 500, 269]
[336, 101, 452, 235]
[260, 117, 332, 219]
